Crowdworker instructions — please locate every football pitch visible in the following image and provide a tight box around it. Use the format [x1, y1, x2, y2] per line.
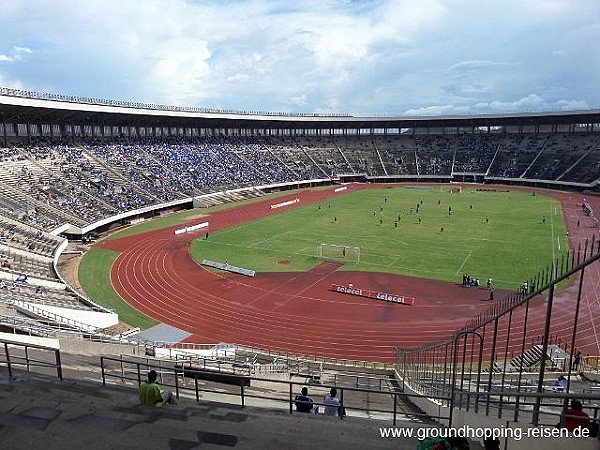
[190, 186, 568, 290]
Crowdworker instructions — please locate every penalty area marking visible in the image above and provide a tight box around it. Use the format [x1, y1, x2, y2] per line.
[253, 230, 289, 247]
[455, 250, 472, 276]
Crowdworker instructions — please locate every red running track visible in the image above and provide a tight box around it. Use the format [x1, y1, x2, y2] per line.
[97, 184, 600, 363]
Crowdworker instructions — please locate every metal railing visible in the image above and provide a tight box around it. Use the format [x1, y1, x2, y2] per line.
[0, 336, 62, 380]
[397, 235, 600, 427]
[0, 86, 350, 118]
[157, 341, 394, 371]
[99, 355, 444, 426]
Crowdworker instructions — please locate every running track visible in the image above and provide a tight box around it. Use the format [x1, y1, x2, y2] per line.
[97, 184, 600, 363]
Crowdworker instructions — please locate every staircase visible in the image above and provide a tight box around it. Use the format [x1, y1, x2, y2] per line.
[489, 344, 572, 373]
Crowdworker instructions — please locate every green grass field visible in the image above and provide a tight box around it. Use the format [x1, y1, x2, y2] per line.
[190, 187, 568, 290]
[78, 247, 159, 329]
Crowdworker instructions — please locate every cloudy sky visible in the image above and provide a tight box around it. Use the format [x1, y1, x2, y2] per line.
[1, 0, 598, 116]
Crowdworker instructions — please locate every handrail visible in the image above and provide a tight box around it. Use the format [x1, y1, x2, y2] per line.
[10, 298, 98, 332]
[100, 354, 600, 428]
[99, 355, 443, 426]
[0, 336, 62, 380]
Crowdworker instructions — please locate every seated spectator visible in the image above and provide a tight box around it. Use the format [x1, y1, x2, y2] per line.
[15, 273, 28, 283]
[554, 375, 567, 392]
[294, 386, 317, 414]
[560, 399, 590, 432]
[139, 370, 177, 407]
[323, 387, 343, 418]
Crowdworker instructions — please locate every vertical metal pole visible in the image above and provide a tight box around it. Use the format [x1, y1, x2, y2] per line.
[449, 340, 458, 428]
[485, 318, 500, 416]
[474, 335, 484, 414]
[566, 266, 585, 391]
[499, 310, 513, 418]
[55, 350, 62, 381]
[533, 283, 555, 425]
[101, 357, 106, 386]
[434, 347, 439, 398]
[514, 298, 531, 422]
[401, 352, 407, 391]
[4, 343, 11, 378]
[25, 346, 30, 373]
[468, 334, 476, 410]
[442, 344, 449, 405]
[459, 335, 468, 410]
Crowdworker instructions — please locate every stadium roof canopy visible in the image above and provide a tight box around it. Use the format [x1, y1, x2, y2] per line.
[1, 87, 600, 132]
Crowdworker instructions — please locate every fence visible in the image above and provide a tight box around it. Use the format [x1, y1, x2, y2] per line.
[0, 334, 62, 380]
[99, 354, 444, 426]
[397, 235, 600, 427]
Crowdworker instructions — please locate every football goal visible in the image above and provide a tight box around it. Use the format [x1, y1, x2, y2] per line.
[317, 243, 360, 263]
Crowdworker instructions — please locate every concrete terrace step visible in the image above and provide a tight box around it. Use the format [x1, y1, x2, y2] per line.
[0, 371, 423, 450]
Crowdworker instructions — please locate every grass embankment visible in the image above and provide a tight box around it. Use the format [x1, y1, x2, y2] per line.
[78, 247, 159, 329]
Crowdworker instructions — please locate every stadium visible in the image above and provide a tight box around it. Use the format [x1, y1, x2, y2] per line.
[1, 87, 600, 449]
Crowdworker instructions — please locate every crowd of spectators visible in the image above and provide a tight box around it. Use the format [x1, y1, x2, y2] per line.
[0, 132, 597, 232]
[489, 134, 544, 179]
[85, 136, 306, 203]
[453, 134, 499, 173]
[414, 136, 454, 176]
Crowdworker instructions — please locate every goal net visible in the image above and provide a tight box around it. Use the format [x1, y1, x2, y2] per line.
[317, 244, 360, 263]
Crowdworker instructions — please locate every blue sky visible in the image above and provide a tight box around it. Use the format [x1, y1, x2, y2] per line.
[0, 0, 598, 116]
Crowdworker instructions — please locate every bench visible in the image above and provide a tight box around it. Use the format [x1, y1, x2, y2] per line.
[182, 368, 251, 387]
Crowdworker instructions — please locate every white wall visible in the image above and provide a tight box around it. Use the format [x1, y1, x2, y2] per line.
[26, 303, 118, 329]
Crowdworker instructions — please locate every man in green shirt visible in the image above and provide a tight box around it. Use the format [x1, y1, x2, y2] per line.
[139, 370, 177, 407]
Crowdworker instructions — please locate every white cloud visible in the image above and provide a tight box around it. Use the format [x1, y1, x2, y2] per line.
[402, 94, 590, 116]
[0, 0, 597, 115]
[144, 38, 212, 104]
[289, 94, 307, 106]
[447, 60, 518, 72]
[555, 99, 590, 111]
[0, 45, 33, 62]
[14, 46, 32, 54]
[403, 104, 459, 116]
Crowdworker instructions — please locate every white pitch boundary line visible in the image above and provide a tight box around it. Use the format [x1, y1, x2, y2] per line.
[253, 230, 289, 247]
[388, 257, 400, 267]
[455, 250, 472, 276]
